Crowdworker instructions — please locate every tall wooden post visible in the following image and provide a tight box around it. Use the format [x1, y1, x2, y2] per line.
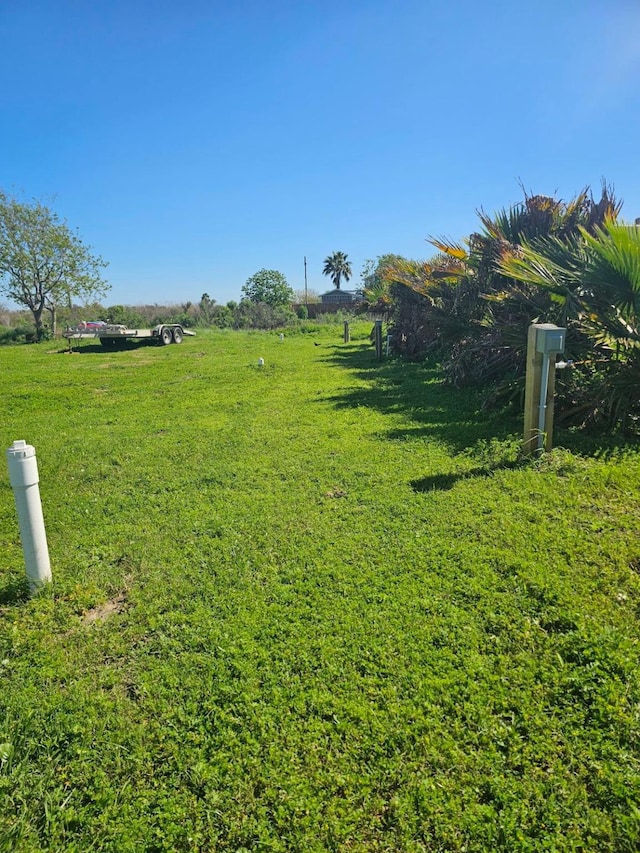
[343, 321, 350, 343]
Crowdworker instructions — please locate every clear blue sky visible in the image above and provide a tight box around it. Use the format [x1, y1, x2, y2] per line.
[2, 0, 640, 307]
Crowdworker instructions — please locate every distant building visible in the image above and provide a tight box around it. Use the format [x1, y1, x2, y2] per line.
[320, 289, 360, 305]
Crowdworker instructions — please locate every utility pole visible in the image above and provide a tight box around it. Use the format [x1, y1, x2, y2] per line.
[304, 256, 308, 307]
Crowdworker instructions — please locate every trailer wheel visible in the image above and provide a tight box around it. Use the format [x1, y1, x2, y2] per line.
[101, 337, 117, 348]
[172, 327, 183, 344]
[160, 327, 173, 346]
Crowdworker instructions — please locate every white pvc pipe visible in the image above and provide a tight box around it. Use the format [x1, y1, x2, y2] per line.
[6, 440, 52, 591]
[537, 354, 551, 452]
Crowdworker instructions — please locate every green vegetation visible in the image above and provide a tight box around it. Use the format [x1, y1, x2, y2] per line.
[323, 251, 352, 291]
[0, 192, 109, 340]
[241, 269, 295, 308]
[499, 218, 640, 430]
[384, 184, 640, 431]
[361, 255, 403, 318]
[1, 325, 639, 851]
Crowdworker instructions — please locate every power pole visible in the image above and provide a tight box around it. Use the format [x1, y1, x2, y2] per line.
[304, 256, 308, 307]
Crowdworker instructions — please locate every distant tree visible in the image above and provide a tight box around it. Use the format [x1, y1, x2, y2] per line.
[199, 292, 216, 324]
[0, 191, 109, 339]
[323, 251, 352, 290]
[242, 269, 294, 307]
[212, 304, 233, 328]
[70, 299, 105, 326]
[233, 299, 295, 329]
[293, 288, 321, 303]
[361, 254, 405, 289]
[361, 254, 406, 317]
[101, 304, 145, 327]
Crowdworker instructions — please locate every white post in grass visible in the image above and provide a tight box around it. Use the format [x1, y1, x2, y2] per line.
[6, 441, 52, 591]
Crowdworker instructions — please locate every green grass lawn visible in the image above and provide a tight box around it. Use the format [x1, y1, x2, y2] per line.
[1, 323, 639, 852]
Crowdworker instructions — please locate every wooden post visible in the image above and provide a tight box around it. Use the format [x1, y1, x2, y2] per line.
[374, 320, 383, 359]
[343, 321, 350, 343]
[523, 323, 558, 455]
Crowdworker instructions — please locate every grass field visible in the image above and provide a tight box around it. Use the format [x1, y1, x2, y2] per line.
[1, 323, 640, 852]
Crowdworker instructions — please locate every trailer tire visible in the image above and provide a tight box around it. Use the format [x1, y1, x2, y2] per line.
[172, 327, 183, 344]
[101, 337, 117, 348]
[160, 327, 173, 346]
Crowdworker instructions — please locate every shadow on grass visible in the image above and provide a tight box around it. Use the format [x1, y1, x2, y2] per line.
[58, 339, 157, 355]
[321, 343, 521, 453]
[0, 575, 30, 607]
[557, 427, 640, 458]
[323, 342, 640, 458]
[411, 460, 522, 492]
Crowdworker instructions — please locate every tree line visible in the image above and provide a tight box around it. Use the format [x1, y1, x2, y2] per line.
[0, 190, 358, 339]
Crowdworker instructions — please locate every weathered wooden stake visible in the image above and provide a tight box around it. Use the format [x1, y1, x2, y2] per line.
[374, 320, 383, 360]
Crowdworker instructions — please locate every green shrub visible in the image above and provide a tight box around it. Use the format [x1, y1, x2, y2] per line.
[0, 324, 37, 345]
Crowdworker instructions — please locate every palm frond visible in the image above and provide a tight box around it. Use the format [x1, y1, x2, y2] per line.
[497, 242, 582, 295]
[580, 220, 640, 317]
[427, 236, 468, 260]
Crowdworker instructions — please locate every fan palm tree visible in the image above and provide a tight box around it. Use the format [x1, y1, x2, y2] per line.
[384, 185, 622, 395]
[323, 251, 352, 290]
[498, 218, 640, 344]
[498, 218, 640, 427]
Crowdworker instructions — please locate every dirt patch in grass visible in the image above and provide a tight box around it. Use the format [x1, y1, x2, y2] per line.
[325, 488, 348, 498]
[81, 590, 128, 626]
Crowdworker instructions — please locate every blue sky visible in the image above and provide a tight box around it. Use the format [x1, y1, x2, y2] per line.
[2, 0, 640, 307]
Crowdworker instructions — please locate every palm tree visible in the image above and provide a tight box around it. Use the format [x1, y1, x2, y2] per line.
[323, 251, 352, 290]
[385, 185, 621, 386]
[498, 217, 640, 427]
